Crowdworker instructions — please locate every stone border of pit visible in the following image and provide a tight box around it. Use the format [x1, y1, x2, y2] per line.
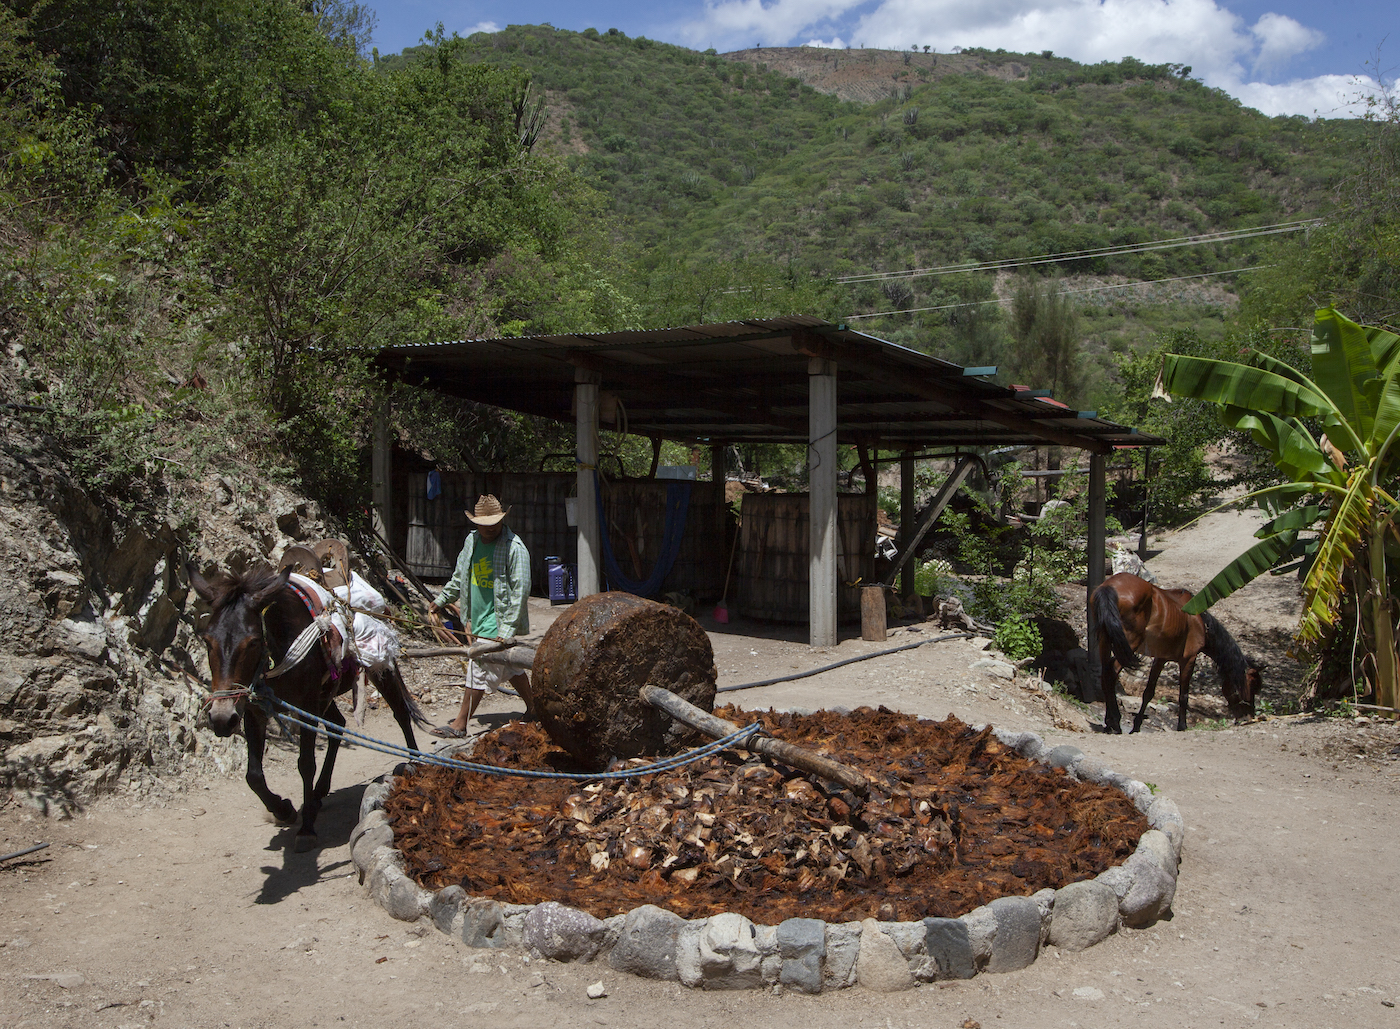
[347, 727, 1184, 993]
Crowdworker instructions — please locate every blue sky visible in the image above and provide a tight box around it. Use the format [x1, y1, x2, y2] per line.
[366, 0, 1394, 117]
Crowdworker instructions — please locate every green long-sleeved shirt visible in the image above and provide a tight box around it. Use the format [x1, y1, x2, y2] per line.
[433, 526, 531, 637]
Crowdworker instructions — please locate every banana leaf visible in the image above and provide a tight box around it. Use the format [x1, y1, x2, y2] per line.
[1310, 307, 1377, 446]
[1183, 530, 1300, 614]
[1299, 471, 1373, 642]
[1161, 354, 1333, 422]
[1257, 504, 1326, 538]
[1367, 323, 1400, 373]
[1221, 406, 1334, 480]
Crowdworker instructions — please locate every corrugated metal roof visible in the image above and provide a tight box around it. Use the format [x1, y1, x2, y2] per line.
[375, 319, 1162, 452]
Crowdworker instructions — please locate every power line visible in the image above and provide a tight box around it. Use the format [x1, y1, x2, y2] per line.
[836, 220, 1318, 286]
[844, 265, 1268, 321]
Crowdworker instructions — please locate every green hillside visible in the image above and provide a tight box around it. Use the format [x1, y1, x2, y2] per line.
[391, 28, 1360, 312]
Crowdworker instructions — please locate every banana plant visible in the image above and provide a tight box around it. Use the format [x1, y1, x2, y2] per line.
[1157, 308, 1400, 708]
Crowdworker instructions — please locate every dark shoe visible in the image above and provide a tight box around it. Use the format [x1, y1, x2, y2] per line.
[428, 724, 467, 739]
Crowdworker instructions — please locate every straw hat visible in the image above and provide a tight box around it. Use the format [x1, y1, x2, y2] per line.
[467, 494, 510, 526]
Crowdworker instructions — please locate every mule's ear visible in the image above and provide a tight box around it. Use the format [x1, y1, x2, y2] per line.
[188, 561, 216, 603]
[250, 567, 293, 608]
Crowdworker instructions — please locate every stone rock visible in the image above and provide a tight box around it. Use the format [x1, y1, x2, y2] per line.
[359, 778, 394, 820]
[367, 852, 426, 922]
[430, 885, 467, 936]
[459, 899, 505, 948]
[700, 912, 763, 989]
[777, 917, 826, 994]
[1095, 863, 1135, 902]
[586, 981, 606, 999]
[1119, 853, 1176, 927]
[961, 904, 996, 967]
[608, 905, 685, 981]
[523, 901, 610, 962]
[1032, 888, 1056, 944]
[917, 917, 976, 980]
[1073, 755, 1113, 783]
[1044, 744, 1084, 770]
[987, 896, 1041, 972]
[1135, 829, 1179, 877]
[1147, 796, 1185, 852]
[883, 920, 926, 959]
[349, 811, 392, 876]
[498, 904, 533, 949]
[1048, 880, 1119, 952]
[823, 921, 862, 989]
[970, 657, 1015, 680]
[1073, 985, 1106, 1000]
[676, 919, 705, 988]
[856, 919, 914, 992]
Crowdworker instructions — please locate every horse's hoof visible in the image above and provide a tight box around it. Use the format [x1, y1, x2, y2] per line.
[274, 802, 298, 826]
[293, 834, 319, 853]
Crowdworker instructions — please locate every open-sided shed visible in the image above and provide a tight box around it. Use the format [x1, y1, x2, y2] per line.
[373, 317, 1163, 648]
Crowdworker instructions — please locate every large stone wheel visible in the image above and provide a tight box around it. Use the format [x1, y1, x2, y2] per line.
[530, 592, 717, 769]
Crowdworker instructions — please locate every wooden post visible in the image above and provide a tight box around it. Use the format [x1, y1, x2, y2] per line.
[1138, 446, 1152, 560]
[575, 369, 602, 598]
[372, 400, 394, 552]
[860, 585, 887, 641]
[1085, 451, 1107, 703]
[900, 453, 915, 604]
[809, 358, 838, 648]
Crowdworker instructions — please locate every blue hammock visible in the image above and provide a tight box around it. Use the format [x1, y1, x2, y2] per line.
[595, 474, 691, 598]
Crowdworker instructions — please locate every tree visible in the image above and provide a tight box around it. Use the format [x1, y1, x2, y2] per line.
[1159, 307, 1400, 709]
[1006, 276, 1083, 402]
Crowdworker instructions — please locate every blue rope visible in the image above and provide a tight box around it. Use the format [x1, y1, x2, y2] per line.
[255, 689, 763, 782]
[596, 474, 691, 597]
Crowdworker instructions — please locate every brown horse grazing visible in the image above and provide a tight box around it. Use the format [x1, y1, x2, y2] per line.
[1092, 572, 1262, 734]
[189, 563, 429, 850]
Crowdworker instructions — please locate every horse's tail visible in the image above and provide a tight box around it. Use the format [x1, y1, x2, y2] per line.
[1092, 583, 1141, 670]
[372, 661, 434, 731]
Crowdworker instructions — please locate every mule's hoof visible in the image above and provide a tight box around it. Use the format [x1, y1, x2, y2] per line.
[274, 801, 298, 826]
[293, 833, 319, 853]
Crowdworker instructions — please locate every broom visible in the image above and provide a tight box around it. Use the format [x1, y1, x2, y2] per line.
[713, 520, 739, 624]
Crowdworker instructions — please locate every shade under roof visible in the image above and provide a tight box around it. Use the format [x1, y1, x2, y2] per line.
[374, 317, 1163, 453]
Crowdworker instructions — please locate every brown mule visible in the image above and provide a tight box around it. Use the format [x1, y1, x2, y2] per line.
[189, 562, 429, 850]
[1092, 572, 1261, 733]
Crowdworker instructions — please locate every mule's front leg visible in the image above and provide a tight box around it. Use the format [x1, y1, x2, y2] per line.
[1175, 655, 1197, 731]
[294, 726, 322, 851]
[313, 702, 344, 801]
[244, 713, 297, 826]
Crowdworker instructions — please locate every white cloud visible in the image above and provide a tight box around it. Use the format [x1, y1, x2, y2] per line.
[1251, 12, 1325, 75]
[462, 20, 501, 36]
[1230, 74, 1377, 118]
[672, 0, 1368, 116]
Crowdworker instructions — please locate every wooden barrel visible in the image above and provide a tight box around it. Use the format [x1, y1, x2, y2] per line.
[736, 493, 877, 622]
[531, 592, 717, 769]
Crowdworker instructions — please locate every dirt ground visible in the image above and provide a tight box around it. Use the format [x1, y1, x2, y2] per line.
[4, 510, 1400, 1029]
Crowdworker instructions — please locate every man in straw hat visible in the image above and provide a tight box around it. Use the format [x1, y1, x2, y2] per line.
[427, 494, 534, 737]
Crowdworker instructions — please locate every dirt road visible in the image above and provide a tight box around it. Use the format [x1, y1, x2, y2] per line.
[4, 532, 1400, 1027]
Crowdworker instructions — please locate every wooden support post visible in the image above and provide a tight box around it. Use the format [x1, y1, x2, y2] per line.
[575, 369, 602, 598]
[1086, 451, 1107, 703]
[1139, 446, 1152, 560]
[809, 358, 838, 648]
[861, 585, 887, 641]
[900, 453, 915, 603]
[372, 400, 394, 552]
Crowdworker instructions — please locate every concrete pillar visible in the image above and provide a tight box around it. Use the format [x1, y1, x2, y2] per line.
[575, 370, 602, 598]
[900, 453, 915, 603]
[372, 400, 393, 551]
[1085, 451, 1107, 700]
[809, 358, 838, 648]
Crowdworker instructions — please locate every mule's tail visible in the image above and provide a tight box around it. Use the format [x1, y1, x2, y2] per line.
[1092, 584, 1141, 670]
[371, 661, 434, 731]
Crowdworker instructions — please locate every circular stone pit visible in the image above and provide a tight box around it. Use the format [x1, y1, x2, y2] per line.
[349, 712, 1185, 993]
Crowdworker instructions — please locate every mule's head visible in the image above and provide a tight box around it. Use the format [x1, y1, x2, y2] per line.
[189, 563, 290, 737]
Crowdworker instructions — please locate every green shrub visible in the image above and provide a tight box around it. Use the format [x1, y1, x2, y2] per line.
[993, 614, 1043, 661]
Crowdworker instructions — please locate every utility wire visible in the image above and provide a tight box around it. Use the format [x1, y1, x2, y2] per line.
[836, 219, 1318, 285]
[845, 265, 1267, 321]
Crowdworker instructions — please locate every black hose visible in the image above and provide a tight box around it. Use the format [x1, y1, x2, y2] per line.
[716, 632, 975, 693]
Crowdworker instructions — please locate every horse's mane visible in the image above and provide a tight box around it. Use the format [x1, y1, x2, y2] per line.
[204, 564, 287, 615]
[1200, 610, 1251, 701]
